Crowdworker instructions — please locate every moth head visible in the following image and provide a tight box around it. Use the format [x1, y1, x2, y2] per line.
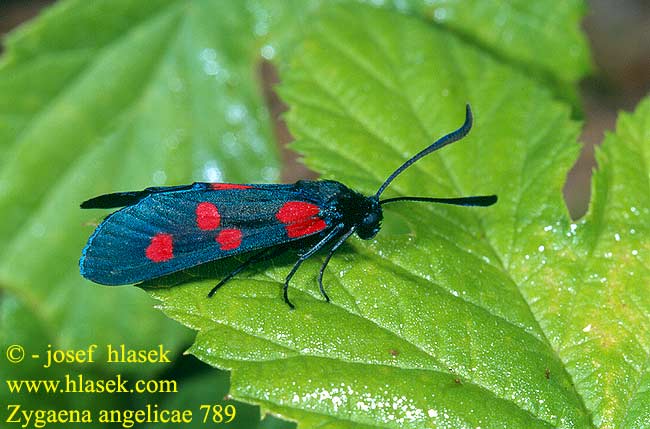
[356, 197, 382, 239]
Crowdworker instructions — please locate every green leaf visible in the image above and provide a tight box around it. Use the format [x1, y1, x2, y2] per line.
[269, 0, 593, 87]
[0, 293, 124, 429]
[146, 369, 295, 429]
[0, 0, 590, 374]
[402, 0, 592, 84]
[531, 98, 650, 428]
[149, 3, 647, 427]
[0, 0, 633, 427]
[0, 0, 280, 367]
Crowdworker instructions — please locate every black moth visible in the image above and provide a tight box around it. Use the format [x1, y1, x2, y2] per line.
[80, 104, 496, 308]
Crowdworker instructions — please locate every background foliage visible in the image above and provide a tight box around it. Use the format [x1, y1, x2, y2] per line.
[1, 1, 647, 428]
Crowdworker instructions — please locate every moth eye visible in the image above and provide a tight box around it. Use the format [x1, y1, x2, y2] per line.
[364, 213, 377, 225]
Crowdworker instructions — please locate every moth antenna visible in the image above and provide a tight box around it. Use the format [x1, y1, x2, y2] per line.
[374, 104, 473, 198]
[379, 195, 497, 207]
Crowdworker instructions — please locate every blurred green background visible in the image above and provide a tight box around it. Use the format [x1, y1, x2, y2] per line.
[4, 0, 649, 218]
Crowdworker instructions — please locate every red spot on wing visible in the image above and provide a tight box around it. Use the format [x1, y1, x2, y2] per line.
[286, 218, 328, 238]
[196, 202, 221, 230]
[145, 233, 173, 262]
[210, 183, 253, 190]
[217, 228, 242, 251]
[276, 201, 328, 238]
[276, 201, 320, 222]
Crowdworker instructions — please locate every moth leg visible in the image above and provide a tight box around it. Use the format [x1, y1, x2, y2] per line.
[207, 246, 288, 298]
[283, 225, 345, 309]
[318, 227, 356, 302]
